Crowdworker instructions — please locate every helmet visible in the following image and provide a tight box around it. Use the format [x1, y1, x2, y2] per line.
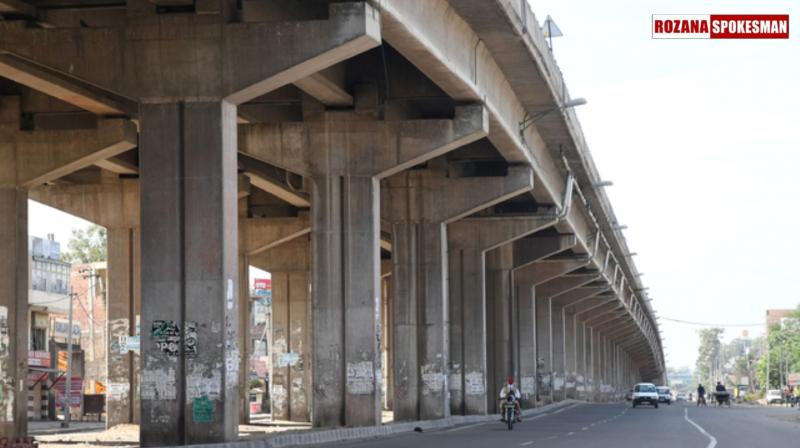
[507, 375, 515, 384]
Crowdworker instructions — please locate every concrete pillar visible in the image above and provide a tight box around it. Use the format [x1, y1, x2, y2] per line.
[516, 280, 536, 408]
[550, 299, 564, 401]
[255, 238, 312, 422]
[535, 296, 551, 403]
[448, 213, 551, 416]
[311, 171, 381, 427]
[485, 244, 513, 414]
[106, 227, 141, 427]
[564, 309, 576, 400]
[577, 321, 586, 399]
[0, 189, 28, 438]
[380, 271, 393, 411]
[0, 96, 29, 439]
[139, 101, 239, 446]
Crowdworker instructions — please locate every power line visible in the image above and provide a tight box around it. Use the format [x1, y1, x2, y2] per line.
[659, 317, 763, 328]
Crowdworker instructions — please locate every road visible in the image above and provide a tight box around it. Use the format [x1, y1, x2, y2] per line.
[330, 402, 800, 448]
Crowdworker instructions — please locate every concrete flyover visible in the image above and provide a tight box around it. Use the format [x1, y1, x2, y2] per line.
[0, 0, 664, 445]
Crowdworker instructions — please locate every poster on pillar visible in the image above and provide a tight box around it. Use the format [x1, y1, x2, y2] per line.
[152, 320, 181, 357]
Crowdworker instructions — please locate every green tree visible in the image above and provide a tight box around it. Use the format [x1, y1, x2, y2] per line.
[63, 225, 107, 263]
[759, 307, 800, 389]
[695, 327, 724, 386]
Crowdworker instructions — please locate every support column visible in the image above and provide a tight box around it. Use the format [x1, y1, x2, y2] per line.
[575, 320, 585, 399]
[485, 244, 513, 414]
[535, 296, 551, 403]
[564, 309, 576, 400]
[139, 101, 239, 446]
[106, 227, 141, 428]
[312, 174, 382, 427]
[255, 238, 311, 422]
[516, 280, 536, 408]
[0, 96, 28, 439]
[550, 299, 565, 401]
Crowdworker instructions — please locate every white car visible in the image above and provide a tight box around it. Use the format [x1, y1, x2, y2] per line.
[632, 383, 659, 408]
[656, 386, 672, 405]
[766, 389, 783, 405]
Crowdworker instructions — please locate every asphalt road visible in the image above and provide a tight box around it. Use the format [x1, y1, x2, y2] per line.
[329, 401, 800, 448]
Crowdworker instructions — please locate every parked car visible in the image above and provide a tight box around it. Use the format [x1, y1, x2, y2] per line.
[656, 386, 672, 405]
[675, 393, 687, 402]
[766, 389, 783, 405]
[632, 383, 659, 408]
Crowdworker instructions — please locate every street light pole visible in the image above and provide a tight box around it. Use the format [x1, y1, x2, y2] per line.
[61, 291, 75, 428]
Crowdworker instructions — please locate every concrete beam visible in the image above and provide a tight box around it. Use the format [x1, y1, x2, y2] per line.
[95, 157, 138, 175]
[243, 216, 311, 256]
[513, 234, 576, 269]
[0, 54, 136, 116]
[28, 177, 139, 228]
[239, 104, 489, 178]
[15, 119, 137, 187]
[294, 66, 353, 106]
[244, 172, 310, 208]
[0, 0, 36, 17]
[0, 2, 381, 104]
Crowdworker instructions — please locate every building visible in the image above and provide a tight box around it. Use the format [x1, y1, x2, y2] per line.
[766, 309, 798, 331]
[69, 262, 109, 396]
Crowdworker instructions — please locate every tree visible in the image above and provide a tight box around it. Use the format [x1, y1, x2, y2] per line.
[695, 328, 724, 386]
[63, 225, 107, 263]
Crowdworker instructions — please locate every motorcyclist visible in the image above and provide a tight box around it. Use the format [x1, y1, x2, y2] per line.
[697, 384, 706, 406]
[715, 382, 726, 393]
[499, 375, 522, 423]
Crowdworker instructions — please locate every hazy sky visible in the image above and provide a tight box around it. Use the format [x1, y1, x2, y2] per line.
[28, 0, 799, 371]
[530, 0, 800, 368]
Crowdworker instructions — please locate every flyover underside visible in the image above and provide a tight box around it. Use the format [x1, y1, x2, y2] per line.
[0, 0, 662, 443]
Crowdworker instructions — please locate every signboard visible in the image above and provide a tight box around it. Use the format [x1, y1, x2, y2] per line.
[53, 376, 83, 408]
[53, 319, 81, 340]
[119, 335, 140, 354]
[788, 373, 800, 386]
[28, 350, 51, 368]
[253, 278, 272, 298]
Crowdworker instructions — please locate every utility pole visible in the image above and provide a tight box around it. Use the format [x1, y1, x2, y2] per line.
[61, 291, 76, 428]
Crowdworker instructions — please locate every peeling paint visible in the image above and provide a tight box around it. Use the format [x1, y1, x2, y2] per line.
[346, 361, 375, 395]
[187, 365, 221, 400]
[420, 364, 445, 393]
[521, 376, 535, 395]
[271, 384, 287, 415]
[465, 371, 484, 396]
[0, 305, 13, 423]
[141, 368, 177, 400]
[108, 383, 130, 400]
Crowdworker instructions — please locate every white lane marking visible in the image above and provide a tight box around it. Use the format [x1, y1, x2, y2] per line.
[567, 432, 575, 436]
[581, 426, 588, 431]
[547, 435, 557, 440]
[589, 423, 596, 427]
[684, 408, 717, 448]
[520, 442, 534, 446]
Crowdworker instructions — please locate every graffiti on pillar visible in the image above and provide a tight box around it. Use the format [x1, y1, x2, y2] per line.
[521, 376, 536, 395]
[224, 316, 239, 389]
[421, 364, 445, 393]
[109, 318, 129, 358]
[141, 368, 177, 400]
[278, 352, 300, 367]
[192, 396, 215, 423]
[0, 306, 13, 423]
[553, 374, 564, 391]
[184, 321, 198, 359]
[465, 371, 485, 396]
[108, 383, 130, 400]
[187, 365, 221, 400]
[346, 361, 375, 395]
[271, 384, 287, 416]
[152, 320, 181, 357]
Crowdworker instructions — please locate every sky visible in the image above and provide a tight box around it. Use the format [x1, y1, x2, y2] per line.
[27, 0, 800, 371]
[529, 0, 800, 368]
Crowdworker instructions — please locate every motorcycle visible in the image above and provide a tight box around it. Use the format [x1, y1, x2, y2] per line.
[502, 395, 518, 430]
